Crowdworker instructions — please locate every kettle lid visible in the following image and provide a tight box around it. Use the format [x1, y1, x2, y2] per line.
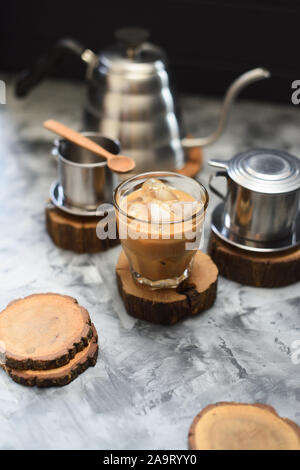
[229, 149, 300, 194]
[99, 27, 167, 74]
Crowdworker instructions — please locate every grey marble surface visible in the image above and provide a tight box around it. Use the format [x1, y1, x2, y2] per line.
[0, 74, 300, 450]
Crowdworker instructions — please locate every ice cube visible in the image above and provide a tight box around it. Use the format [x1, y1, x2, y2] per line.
[142, 178, 178, 202]
[149, 202, 172, 224]
[170, 202, 184, 220]
[169, 201, 199, 221]
[127, 202, 149, 220]
[143, 178, 166, 192]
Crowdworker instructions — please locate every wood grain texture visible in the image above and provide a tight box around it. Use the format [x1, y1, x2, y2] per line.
[208, 232, 300, 288]
[0, 294, 93, 370]
[4, 324, 98, 388]
[46, 206, 119, 253]
[189, 402, 300, 450]
[116, 250, 218, 325]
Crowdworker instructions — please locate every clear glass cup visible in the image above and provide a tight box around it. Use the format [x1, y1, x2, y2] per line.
[113, 171, 209, 289]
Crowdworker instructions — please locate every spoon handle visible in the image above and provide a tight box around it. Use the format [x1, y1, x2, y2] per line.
[43, 119, 112, 160]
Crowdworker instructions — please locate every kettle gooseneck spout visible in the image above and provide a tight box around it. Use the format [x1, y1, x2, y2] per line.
[182, 67, 271, 148]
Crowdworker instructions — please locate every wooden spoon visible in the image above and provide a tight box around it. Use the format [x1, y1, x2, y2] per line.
[43, 119, 135, 173]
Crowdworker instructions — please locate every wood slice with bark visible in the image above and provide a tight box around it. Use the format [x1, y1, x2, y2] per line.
[46, 205, 119, 254]
[116, 250, 218, 325]
[208, 232, 300, 288]
[0, 293, 93, 370]
[176, 145, 203, 177]
[189, 402, 300, 450]
[4, 324, 98, 388]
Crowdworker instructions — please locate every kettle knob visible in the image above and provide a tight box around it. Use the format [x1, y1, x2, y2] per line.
[115, 27, 150, 50]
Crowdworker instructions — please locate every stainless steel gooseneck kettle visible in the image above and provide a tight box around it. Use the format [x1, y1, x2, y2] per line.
[16, 28, 270, 171]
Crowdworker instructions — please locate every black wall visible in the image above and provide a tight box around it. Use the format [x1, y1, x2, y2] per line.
[1, 0, 300, 103]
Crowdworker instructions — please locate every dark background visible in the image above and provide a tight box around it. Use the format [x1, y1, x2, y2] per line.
[1, 0, 299, 103]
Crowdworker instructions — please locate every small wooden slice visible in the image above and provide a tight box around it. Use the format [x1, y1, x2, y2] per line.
[177, 145, 203, 178]
[4, 324, 98, 388]
[0, 293, 93, 370]
[189, 402, 300, 450]
[116, 250, 218, 325]
[208, 232, 300, 288]
[46, 205, 119, 254]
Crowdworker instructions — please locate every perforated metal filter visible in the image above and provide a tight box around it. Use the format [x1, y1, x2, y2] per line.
[228, 149, 300, 194]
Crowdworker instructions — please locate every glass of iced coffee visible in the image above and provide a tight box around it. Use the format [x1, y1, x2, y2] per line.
[113, 172, 209, 289]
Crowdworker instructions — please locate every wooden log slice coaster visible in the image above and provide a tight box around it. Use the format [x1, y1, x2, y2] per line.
[46, 205, 119, 254]
[208, 232, 300, 288]
[176, 145, 203, 178]
[4, 324, 98, 388]
[116, 250, 218, 325]
[189, 402, 300, 450]
[0, 293, 93, 370]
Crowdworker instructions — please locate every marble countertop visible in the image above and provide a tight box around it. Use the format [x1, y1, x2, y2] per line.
[0, 75, 300, 450]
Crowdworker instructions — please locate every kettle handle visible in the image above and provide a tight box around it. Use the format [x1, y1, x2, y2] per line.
[182, 67, 270, 148]
[15, 38, 94, 97]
